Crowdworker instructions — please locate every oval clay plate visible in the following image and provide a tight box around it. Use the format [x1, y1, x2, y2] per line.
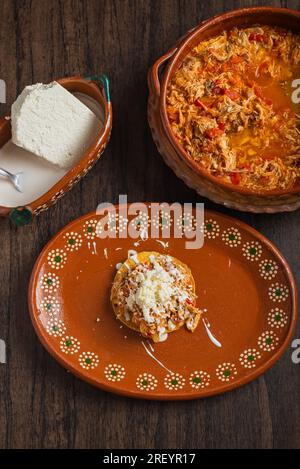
[28, 207, 297, 400]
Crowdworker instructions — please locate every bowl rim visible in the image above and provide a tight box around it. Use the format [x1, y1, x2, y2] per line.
[159, 6, 300, 197]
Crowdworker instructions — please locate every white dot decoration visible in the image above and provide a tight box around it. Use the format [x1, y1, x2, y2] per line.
[39, 295, 60, 317]
[259, 259, 278, 280]
[221, 227, 241, 247]
[60, 336, 80, 354]
[267, 308, 288, 329]
[216, 363, 238, 382]
[78, 352, 99, 370]
[201, 219, 220, 239]
[242, 241, 262, 262]
[104, 364, 126, 382]
[189, 371, 211, 389]
[136, 373, 158, 391]
[47, 249, 67, 270]
[46, 318, 66, 337]
[239, 348, 261, 369]
[258, 331, 279, 352]
[64, 232, 83, 252]
[268, 283, 289, 302]
[164, 373, 185, 390]
[40, 273, 60, 293]
[152, 211, 171, 229]
[83, 219, 99, 240]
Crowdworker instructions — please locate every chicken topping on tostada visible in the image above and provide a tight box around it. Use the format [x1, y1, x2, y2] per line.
[110, 252, 202, 342]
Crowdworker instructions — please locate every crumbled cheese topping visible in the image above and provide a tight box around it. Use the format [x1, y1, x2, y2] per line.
[126, 259, 188, 324]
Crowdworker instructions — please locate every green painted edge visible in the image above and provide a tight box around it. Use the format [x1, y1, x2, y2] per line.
[9, 207, 33, 226]
[85, 74, 110, 102]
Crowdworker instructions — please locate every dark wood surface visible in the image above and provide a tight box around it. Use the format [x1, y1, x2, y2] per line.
[0, 0, 299, 449]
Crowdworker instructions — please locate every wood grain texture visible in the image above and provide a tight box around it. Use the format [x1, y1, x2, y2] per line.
[0, 0, 299, 449]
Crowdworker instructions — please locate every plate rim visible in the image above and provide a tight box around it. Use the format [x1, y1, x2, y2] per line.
[28, 207, 298, 400]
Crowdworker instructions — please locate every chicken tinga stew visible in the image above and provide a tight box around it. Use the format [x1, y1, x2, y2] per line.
[167, 26, 300, 192]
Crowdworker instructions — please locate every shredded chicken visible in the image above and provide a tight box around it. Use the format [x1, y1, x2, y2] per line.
[167, 26, 300, 191]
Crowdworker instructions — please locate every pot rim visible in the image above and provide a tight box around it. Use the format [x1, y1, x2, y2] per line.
[159, 6, 300, 198]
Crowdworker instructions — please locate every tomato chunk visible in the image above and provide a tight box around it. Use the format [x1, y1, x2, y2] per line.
[249, 33, 264, 42]
[213, 85, 225, 95]
[225, 89, 240, 101]
[194, 98, 208, 110]
[205, 127, 224, 139]
[230, 172, 240, 185]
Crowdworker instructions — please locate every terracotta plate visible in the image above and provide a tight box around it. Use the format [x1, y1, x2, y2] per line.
[28, 207, 297, 400]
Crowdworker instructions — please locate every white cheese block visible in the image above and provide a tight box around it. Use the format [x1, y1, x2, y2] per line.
[11, 81, 100, 169]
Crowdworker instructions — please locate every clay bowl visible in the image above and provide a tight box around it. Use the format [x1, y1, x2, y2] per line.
[148, 7, 300, 213]
[0, 75, 112, 225]
[28, 206, 297, 400]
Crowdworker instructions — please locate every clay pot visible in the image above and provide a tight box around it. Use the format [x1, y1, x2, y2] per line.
[148, 7, 300, 213]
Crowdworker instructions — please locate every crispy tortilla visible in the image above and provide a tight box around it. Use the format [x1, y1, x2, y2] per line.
[110, 251, 202, 342]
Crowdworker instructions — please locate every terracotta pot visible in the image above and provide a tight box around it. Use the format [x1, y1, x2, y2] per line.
[0, 75, 112, 225]
[148, 7, 300, 213]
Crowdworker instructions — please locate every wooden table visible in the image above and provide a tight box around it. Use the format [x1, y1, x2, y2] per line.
[0, 0, 299, 449]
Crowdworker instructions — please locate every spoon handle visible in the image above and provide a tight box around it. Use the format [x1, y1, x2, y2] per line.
[0, 168, 11, 178]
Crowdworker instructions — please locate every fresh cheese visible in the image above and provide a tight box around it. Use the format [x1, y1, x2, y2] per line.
[11, 81, 100, 169]
[127, 260, 176, 324]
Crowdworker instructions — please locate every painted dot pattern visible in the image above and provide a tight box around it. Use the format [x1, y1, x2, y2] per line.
[189, 371, 211, 389]
[258, 331, 279, 352]
[259, 259, 279, 280]
[60, 335, 80, 354]
[104, 364, 126, 382]
[216, 363, 238, 382]
[239, 348, 261, 369]
[176, 213, 197, 232]
[242, 241, 262, 262]
[202, 219, 220, 239]
[64, 232, 83, 252]
[269, 283, 289, 303]
[83, 219, 99, 240]
[46, 318, 66, 337]
[78, 352, 99, 370]
[39, 296, 60, 317]
[47, 249, 67, 270]
[136, 373, 158, 391]
[152, 211, 171, 229]
[40, 273, 60, 292]
[132, 212, 150, 231]
[164, 373, 185, 390]
[267, 308, 288, 329]
[221, 227, 241, 247]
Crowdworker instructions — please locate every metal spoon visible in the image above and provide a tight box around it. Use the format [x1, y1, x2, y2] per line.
[0, 167, 23, 192]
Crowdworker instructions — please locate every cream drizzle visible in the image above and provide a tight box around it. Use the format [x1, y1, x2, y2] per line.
[202, 317, 222, 348]
[128, 249, 139, 265]
[141, 341, 173, 373]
